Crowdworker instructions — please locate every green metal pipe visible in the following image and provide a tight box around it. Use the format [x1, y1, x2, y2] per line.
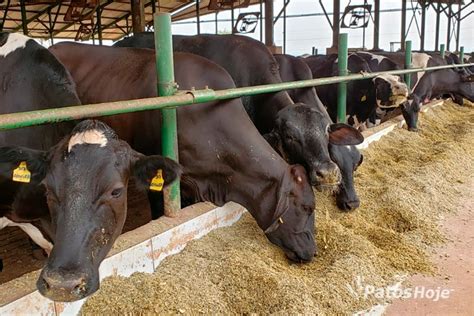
[404, 40, 412, 89]
[337, 33, 348, 123]
[154, 13, 181, 217]
[459, 46, 464, 63]
[0, 63, 472, 131]
[440, 44, 445, 59]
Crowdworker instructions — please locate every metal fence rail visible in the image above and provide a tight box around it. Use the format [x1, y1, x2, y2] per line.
[0, 13, 472, 215]
[0, 62, 472, 130]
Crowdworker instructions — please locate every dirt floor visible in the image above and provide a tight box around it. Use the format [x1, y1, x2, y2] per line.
[80, 101, 474, 315]
[385, 179, 474, 316]
[0, 183, 152, 285]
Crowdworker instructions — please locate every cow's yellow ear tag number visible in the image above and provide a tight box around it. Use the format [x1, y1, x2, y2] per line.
[12, 161, 31, 183]
[149, 169, 164, 192]
[361, 95, 367, 102]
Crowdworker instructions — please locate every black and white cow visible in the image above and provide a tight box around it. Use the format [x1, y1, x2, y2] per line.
[0, 32, 82, 255]
[303, 53, 408, 129]
[354, 51, 410, 127]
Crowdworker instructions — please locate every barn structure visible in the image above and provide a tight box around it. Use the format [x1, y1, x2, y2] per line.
[0, 0, 473, 315]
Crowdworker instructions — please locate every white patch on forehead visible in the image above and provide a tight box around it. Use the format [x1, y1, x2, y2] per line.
[0, 33, 31, 58]
[68, 129, 108, 152]
[345, 145, 352, 152]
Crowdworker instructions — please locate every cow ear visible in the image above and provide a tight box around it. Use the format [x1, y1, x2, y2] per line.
[289, 165, 307, 185]
[132, 154, 182, 191]
[328, 123, 364, 146]
[0, 146, 49, 184]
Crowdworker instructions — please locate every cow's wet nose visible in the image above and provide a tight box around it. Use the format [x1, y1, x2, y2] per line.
[38, 269, 89, 301]
[311, 162, 341, 188]
[344, 200, 360, 211]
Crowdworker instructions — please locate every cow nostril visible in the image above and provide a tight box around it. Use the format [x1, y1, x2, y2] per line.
[41, 276, 51, 291]
[73, 280, 87, 296]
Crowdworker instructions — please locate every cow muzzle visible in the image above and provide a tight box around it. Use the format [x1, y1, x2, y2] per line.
[37, 267, 97, 302]
[310, 161, 341, 191]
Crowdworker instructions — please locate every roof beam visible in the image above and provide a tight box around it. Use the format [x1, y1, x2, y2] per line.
[12, 1, 59, 32]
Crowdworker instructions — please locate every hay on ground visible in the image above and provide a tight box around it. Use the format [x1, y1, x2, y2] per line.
[82, 100, 474, 315]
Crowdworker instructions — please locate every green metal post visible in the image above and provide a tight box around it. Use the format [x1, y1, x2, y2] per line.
[337, 33, 348, 123]
[404, 40, 412, 89]
[459, 46, 464, 63]
[440, 44, 445, 59]
[154, 13, 181, 217]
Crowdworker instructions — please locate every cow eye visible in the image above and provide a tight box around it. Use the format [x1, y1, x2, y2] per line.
[111, 188, 124, 198]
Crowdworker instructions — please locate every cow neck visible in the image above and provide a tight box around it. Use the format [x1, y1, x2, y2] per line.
[258, 91, 294, 123]
[179, 103, 291, 230]
[226, 155, 289, 230]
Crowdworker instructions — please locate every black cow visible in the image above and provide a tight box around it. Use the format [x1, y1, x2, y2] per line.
[114, 33, 364, 192]
[48, 42, 317, 300]
[0, 120, 181, 301]
[274, 54, 364, 210]
[0, 32, 82, 255]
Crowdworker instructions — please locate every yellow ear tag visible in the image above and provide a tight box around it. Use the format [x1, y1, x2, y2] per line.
[361, 95, 367, 102]
[12, 161, 31, 183]
[149, 169, 164, 192]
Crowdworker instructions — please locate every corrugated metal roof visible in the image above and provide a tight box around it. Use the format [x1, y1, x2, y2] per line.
[0, 0, 261, 41]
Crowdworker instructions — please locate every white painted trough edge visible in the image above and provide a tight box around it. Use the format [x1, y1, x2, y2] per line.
[0, 202, 246, 315]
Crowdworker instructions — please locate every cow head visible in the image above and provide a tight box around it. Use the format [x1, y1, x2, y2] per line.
[401, 95, 421, 132]
[0, 120, 181, 302]
[373, 74, 408, 109]
[329, 144, 364, 211]
[264, 104, 363, 190]
[264, 165, 316, 263]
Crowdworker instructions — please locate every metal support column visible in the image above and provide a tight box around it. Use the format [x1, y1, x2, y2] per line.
[260, 0, 263, 42]
[20, 0, 28, 35]
[331, 0, 340, 51]
[456, 3, 461, 52]
[440, 44, 445, 58]
[231, 2, 235, 34]
[131, 0, 145, 34]
[265, 0, 274, 46]
[420, 1, 426, 51]
[97, 8, 103, 45]
[401, 0, 406, 51]
[373, 0, 380, 50]
[446, 4, 452, 51]
[337, 33, 348, 123]
[404, 40, 412, 89]
[435, 2, 441, 51]
[283, 1, 287, 54]
[154, 13, 181, 217]
[459, 46, 464, 62]
[196, 0, 200, 35]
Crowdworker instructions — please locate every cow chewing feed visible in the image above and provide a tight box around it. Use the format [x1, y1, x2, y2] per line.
[273, 54, 365, 211]
[303, 53, 408, 128]
[0, 120, 182, 302]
